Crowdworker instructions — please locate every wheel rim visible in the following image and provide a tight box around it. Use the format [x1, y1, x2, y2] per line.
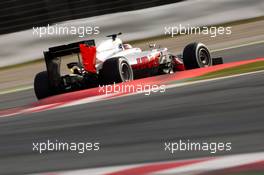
[121, 63, 131, 81]
[199, 48, 210, 67]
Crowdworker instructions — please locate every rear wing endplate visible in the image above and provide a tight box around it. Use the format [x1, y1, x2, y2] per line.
[44, 40, 95, 89]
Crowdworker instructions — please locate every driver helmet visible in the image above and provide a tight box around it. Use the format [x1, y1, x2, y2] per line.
[123, 44, 133, 49]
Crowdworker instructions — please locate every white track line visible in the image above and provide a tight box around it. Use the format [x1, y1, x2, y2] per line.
[0, 85, 32, 95]
[155, 152, 264, 174]
[211, 40, 264, 52]
[34, 152, 264, 175]
[166, 69, 264, 90]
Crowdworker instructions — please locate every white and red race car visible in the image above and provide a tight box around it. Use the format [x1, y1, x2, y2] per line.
[34, 33, 223, 99]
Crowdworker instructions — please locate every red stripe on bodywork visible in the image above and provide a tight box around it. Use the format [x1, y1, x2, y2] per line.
[132, 53, 160, 70]
[80, 44, 97, 73]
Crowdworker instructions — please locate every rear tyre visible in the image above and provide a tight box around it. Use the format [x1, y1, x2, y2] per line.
[183, 42, 212, 69]
[100, 57, 133, 84]
[34, 71, 52, 100]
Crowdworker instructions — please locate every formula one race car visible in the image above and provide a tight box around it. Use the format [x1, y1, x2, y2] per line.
[34, 33, 223, 99]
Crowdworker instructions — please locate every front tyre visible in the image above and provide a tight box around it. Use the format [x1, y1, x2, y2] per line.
[100, 57, 133, 84]
[183, 42, 212, 69]
[34, 71, 53, 100]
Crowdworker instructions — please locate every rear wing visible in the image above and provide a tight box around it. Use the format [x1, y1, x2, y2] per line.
[44, 40, 95, 89]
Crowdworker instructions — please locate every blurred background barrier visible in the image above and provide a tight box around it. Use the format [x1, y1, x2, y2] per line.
[0, 0, 263, 68]
[0, 0, 184, 35]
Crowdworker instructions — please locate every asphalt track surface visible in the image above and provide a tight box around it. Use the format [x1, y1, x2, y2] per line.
[0, 43, 263, 174]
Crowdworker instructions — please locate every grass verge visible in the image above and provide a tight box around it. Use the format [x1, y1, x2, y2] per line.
[191, 61, 264, 81]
